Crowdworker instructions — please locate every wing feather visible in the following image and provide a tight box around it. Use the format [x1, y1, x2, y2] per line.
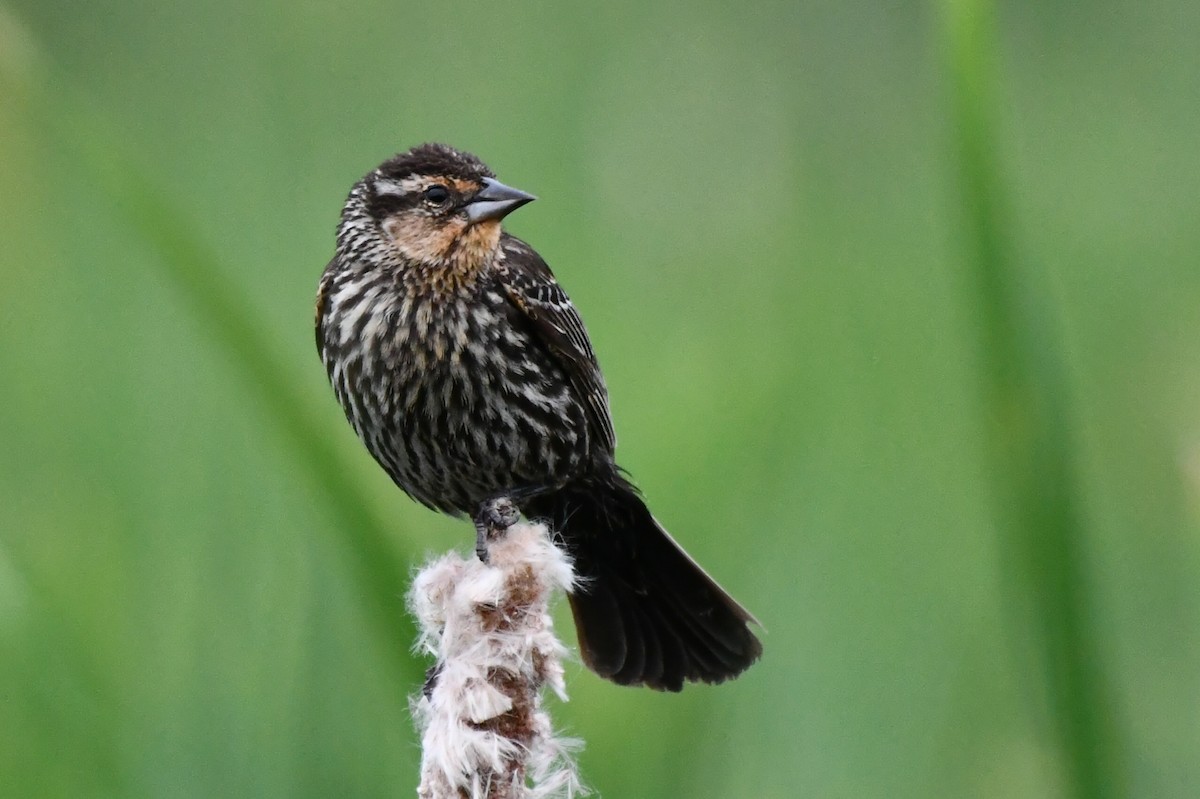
[497, 235, 617, 452]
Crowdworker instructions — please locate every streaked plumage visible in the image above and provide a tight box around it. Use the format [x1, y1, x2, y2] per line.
[316, 143, 761, 690]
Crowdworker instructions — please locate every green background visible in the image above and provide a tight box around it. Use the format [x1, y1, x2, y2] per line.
[1, 0, 1197, 796]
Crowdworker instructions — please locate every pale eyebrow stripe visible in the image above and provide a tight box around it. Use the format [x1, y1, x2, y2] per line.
[374, 178, 407, 197]
[373, 176, 427, 197]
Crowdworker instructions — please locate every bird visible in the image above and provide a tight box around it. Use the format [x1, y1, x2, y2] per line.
[316, 142, 762, 690]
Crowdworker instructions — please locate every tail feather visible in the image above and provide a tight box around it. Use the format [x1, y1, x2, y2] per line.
[608, 589, 649, 685]
[524, 474, 762, 691]
[656, 583, 750, 672]
[565, 576, 626, 674]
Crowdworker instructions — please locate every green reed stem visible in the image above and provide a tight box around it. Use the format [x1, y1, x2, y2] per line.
[0, 11, 421, 690]
[937, 2, 1125, 797]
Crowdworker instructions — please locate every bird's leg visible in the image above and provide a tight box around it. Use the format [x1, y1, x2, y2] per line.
[472, 483, 563, 562]
[473, 496, 521, 562]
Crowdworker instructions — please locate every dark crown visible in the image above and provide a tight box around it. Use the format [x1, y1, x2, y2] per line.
[377, 143, 495, 183]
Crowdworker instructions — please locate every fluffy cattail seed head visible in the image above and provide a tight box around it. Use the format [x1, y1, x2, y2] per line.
[409, 519, 588, 799]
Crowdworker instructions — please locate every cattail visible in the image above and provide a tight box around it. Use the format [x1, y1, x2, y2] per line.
[409, 509, 588, 799]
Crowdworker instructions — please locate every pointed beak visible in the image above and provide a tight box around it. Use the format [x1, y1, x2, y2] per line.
[465, 177, 536, 224]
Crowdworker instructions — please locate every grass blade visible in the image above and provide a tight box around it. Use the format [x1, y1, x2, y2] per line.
[937, 2, 1126, 796]
[0, 8, 422, 689]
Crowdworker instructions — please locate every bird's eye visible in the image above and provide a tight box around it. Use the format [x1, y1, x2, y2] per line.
[423, 185, 451, 206]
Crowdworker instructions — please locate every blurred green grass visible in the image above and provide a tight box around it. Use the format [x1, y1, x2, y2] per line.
[940, 0, 1122, 795]
[2, 1, 1199, 797]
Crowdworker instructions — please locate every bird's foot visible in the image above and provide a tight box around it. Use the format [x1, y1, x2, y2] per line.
[473, 496, 520, 563]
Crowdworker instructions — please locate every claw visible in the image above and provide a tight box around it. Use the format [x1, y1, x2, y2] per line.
[473, 496, 520, 562]
[474, 518, 490, 563]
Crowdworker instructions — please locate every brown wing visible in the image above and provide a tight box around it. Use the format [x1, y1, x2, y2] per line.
[497, 235, 617, 452]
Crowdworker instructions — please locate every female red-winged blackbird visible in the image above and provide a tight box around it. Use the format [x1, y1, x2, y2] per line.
[316, 143, 761, 690]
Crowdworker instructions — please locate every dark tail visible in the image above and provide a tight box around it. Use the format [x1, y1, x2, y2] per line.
[522, 474, 762, 691]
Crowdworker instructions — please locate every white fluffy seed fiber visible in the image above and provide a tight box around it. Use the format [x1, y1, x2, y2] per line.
[409, 521, 589, 799]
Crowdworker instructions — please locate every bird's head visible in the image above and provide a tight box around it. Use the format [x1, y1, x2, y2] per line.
[340, 143, 535, 281]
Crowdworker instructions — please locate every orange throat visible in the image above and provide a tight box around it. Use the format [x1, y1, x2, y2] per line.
[385, 217, 502, 296]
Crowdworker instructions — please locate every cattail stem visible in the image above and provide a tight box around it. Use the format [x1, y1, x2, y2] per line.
[408, 511, 588, 799]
